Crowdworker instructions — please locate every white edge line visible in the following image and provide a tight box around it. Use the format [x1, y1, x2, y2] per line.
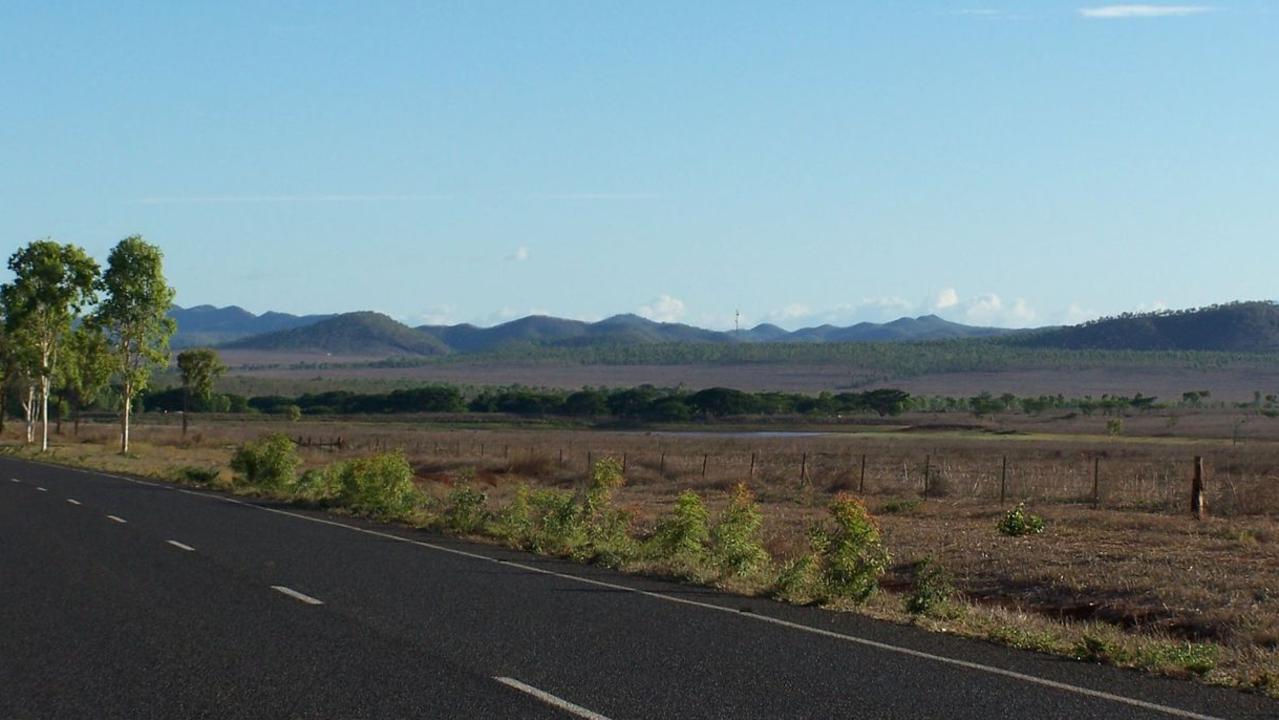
[66, 498, 81, 505]
[166, 540, 195, 552]
[9, 478, 19, 483]
[34, 470, 1222, 720]
[494, 677, 612, 720]
[107, 515, 127, 523]
[36, 486, 47, 492]
[270, 585, 324, 605]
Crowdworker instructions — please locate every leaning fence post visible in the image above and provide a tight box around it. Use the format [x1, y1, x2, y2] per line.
[749, 452, 756, 479]
[622, 453, 628, 475]
[859, 453, 867, 494]
[800, 452, 808, 485]
[923, 454, 931, 497]
[701, 454, 708, 479]
[1192, 456, 1207, 520]
[659, 452, 666, 474]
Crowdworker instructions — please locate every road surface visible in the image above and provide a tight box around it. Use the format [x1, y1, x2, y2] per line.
[2, 456, 1275, 719]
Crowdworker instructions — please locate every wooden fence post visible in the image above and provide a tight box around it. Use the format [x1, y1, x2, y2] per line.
[701, 454, 708, 479]
[659, 452, 666, 474]
[1192, 456, 1207, 520]
[558, 448, 564, 466]
[1000, 455, 1008, 505]
[622, 453, 628, 475]
[859, 453, 867, 494]
[749, 452, 756, 479]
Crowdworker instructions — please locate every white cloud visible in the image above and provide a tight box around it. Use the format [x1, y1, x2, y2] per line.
[1061, 303, 1100, 325]
[1079, 5, 1213, 19]
[932, 288, 960, 310]
[638, 294, 687, 323]
[961, 293, 1037, 327]
[503, 245, 531, 262]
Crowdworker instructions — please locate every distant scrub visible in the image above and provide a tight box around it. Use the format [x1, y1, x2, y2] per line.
[775, 494, 889, 604]
[998, 503, 1046, 537]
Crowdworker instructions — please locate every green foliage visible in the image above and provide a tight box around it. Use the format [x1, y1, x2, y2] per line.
[92, 236, 176, 452]
[651, 490, 710, 565]
[56, 325, 114, 422]
[493, 483, 535, 543]
[998, 502, 1046, 536]
[810, 494, 890, 603]
[523, 488, 588, 555]
[1105, 418, 1124, 436]
[708, 483, 769, 577]
[443, 483, 489, 534]
[332, 451, 422, 517]
[286, 404, 302, 422]
[580, 457, 635, 566]
[905, 557, 954, 615]
[772, 554, 820, 603]
[494, 458, 634, 565]
[229, 433, 300, 490]
[293, 467, 339, 501]
[177, 348, 226, 406]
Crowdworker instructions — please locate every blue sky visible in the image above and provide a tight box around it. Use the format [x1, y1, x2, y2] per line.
[2, 2, 1276, 330]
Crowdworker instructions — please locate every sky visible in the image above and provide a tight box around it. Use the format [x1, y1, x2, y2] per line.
[2, 2, 1277, 330]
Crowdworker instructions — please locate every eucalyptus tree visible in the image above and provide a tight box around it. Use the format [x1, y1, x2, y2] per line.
[1, 240, 99, 451]
[92, 236, 175, 454]
[56, 324, 114, 435]
[176, 348, 225, 436]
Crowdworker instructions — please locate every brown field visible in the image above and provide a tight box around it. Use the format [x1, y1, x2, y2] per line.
[214, 351, 1279, 402]
[11, 412, 1279, 693]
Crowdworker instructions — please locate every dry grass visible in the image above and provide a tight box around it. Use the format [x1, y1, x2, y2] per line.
[8, 415, 1279, 694]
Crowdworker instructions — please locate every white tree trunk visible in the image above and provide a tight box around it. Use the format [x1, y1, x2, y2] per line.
[40, 374, 49, 452]
[120, 388, 131, 454]
[22, 385, 36, 444]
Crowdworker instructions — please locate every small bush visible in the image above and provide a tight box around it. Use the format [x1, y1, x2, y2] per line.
[294, 467, 338, 501]
[444, 484, 489, 534]
[651, 491, 710, 565]
[812, 494, 890, 603]
[905, 557, 954, 616]
[333, 451, 422, 517]
[580, 457, 635, 566]
[525, 488, 587, 556]
[229, 434, 300, 489]
[1106, 418, 1124, 436]
[998, 502, 1045, 536]
[773, 554, 819, 604]
[709, 483, 769, 578]
[493, 483, 534, 545]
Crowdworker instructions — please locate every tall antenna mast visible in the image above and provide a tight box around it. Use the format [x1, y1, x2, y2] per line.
[735, 309, 740, 334]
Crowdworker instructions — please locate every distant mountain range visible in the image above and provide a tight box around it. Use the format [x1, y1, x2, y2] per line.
[172, 300, 1279, 357]
[174, 305, 1013, 356]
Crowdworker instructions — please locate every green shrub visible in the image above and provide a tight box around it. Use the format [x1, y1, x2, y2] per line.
[229, 434, 300, 489]
[709, 483, 769, 577]
[525, 488, 587, 555]
[580, 457, 635, 566]
[998, 502, 1045, 536]
[773, 554, 819, 604]
[444, 484, 489, 534]
[905, 557, 954, 615]
[811, 494, 890, 603]
[332, 451, 422, 517]
[293, 467, 338, 501]
[493, 483, 534, 545]
[651, 490, 710, 564]
[1106, 418, 1124, 436]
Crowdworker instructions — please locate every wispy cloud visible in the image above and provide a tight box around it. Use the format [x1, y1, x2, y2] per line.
[531, 193, 659, 201]
[1079, 5, 1214, 19]
[135, 194, 453, 204]
[503, 245, 530, 263]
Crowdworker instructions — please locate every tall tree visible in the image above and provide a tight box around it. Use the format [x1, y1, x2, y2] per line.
[176, 348, 225, 437]
[56, 324, 114, 436]
[1, 240, 99, 451]
[92, 237, 175, 454]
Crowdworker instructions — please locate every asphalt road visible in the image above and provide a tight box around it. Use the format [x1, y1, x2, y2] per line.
[2, 456, 1276, 719]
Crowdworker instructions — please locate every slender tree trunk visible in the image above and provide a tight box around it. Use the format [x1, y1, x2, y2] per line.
[23, 385, 36, 444]
[40, 374, 50, 452]
[120, 385, 131, 454]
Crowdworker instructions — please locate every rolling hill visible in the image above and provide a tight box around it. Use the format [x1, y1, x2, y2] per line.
[221, 312, 450, 357]
[169, 305, 333, 348]
[1009, 301, 1279, 352]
